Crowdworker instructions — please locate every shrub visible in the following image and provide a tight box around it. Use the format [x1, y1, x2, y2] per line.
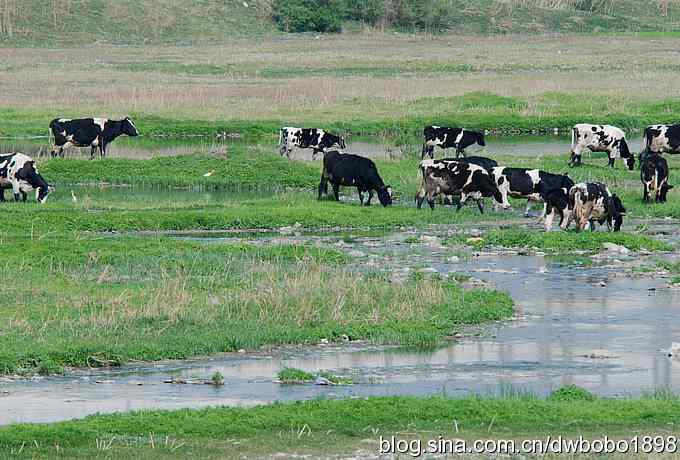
[548, 385, 597, 402]
[272, 0, 344, 33]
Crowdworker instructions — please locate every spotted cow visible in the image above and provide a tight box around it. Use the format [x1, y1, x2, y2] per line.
[416, 159, 506, 213]
[422, 126, 485, 159]
[279, 127, 346, 159]
[640, 153, 673, 203]
[491, 167, 574, 217]
[569, 124, 634, 170]
[0, 153, 51, 203]
[642, 124, 680, 155]
[563, 182, 625, 232]
[49, 117, 139, 159]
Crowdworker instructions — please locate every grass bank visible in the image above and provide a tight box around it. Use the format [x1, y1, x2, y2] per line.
[0, 237, 512, 374]
[449, 228, 673, 252]
[2, 392, 679, 458]
[5, 93, 680, 140]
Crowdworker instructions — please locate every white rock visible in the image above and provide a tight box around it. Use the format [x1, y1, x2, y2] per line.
[447, 256, 460, 263]
[348, 250, 366, 258]
[602, 243, 630, 255]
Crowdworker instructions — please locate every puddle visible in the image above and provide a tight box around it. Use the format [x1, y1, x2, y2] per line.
[2, 230, 679, 425]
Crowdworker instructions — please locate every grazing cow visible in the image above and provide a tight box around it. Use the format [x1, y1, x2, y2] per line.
[279, 127, 346, 159]
[415, 159, 506, 213]
[318, 151, 392, 206]
[569, 124, 634, 170]
[422, 126, 485, 159]
[640, 153, 673, 203]
[491, 167, 574, 216]
[641, 124, 680, 155]
[0, 153, 51, 203]
[563, 182, 625, 232]
[49, 117, 139, 159]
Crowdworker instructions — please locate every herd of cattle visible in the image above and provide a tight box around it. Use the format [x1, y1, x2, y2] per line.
[0, 119, 675, 233]
[281, 123, 676, 232]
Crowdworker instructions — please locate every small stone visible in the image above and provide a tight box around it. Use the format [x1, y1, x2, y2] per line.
[238, 349, 246, 353]
[602, 243, 630, 255]
[314, 376, 332, 385]
[348, 250, 366, 258]
[419, 267, 438, 274]
[320, 338, 329, 344]
[447, 256, 460, 263]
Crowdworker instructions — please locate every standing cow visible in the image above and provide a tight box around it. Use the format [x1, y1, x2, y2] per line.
[416, 159, 506, 213]
[641, 124, 680, 155]
[491, 167, 574, 217]
[563, 182, 625, 232]
[422, 126, 485, 159]
[279, 127, 346, 159]
[49, 117, 139, 159]
[569, 124, 635, 170]
[640, 154, 673, 203]
[0, 153, 51, 203]
[318, 151, 392, 207]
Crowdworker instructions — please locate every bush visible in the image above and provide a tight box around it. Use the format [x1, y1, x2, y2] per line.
[344, 0, 385, 24]
[272, 0, 344, 33]
[548, 385, 597, 402]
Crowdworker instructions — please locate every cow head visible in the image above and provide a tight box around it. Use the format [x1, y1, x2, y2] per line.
[619, 139, 635, 170]
[478, 173, 507, 208]
[122, 117, 139, 137]
[569, 151, 582, 167]
[610, 194, 625, 232]
[36, 183, 53, 203]
[475, 131, 486, 147]
[660, 183, 674, 202]
[377, 185, 392, 207]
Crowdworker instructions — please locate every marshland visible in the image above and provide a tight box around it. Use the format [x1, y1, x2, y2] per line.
[3, 1, 680, 458]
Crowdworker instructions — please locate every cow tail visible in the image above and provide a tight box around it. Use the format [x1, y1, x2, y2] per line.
[571, 127, 577, 149]
[641, 128, 651, 154]
[278, 128, 283, 148]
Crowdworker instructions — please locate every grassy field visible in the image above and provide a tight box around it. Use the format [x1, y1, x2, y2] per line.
[2, 391, 680, 458]
[0, 235, 512, 374]
[3, 33, 680, 139]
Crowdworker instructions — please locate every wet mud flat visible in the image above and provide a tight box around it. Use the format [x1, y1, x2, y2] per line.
[1, 226, 679, 425]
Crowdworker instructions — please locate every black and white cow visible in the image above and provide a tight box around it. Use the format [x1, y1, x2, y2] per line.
[0, 153, 51, 203]
[49, 117, 139, 159]
[279, 127, 346, 159]
[416, 159, 506, 213]
[446, 156, 498, 172]
[563, 182, 625, 232]
[318, 151, 392, 206]
[641, 124, 680, 155]
[491, 167, 574, 216]
[569, 124, 634, 170]
[543, 186, 572, 232]
[422, 126, 485, 159]
[640, 153, 673, 203]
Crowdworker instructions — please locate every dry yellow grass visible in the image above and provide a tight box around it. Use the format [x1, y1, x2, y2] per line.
[2, 32, 680, 123]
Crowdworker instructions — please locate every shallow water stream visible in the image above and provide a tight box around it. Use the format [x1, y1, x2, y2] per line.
[2, 229, 679, 425]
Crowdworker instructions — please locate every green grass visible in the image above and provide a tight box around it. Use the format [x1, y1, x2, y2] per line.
[277, 367, 315, 384]
[449, 228, 673, 252]
[2, 392, 680, 458]
[5, 93, 680, 139]
[0, 236, 512, 374]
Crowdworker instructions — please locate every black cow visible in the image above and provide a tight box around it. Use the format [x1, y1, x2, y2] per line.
[491, 167, 574, 216]
[415, 159, 507, 213]
[318, 151, 392, 206]
[640, 153, 673, 203]
[564, 182, 625, 232]
[543, 186, 572, 231]
[0, 153, 51, 203]
[279, 127, 346, 159]
[422, 126, 485, 159]
[642, 124, 680, 155]
[49, 117, 139, 159]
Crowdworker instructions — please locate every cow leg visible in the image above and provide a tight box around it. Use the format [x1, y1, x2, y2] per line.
[365, 190, 374, 206]
[643, 185, 650, 203]
[318, 176, 328, 200]
[20, 191, 27, 202]
[100, 141, 106, 159]
[426, 190, 436, 210]
[456, 148, 466, 158]
[524, 200, 533, 217]
[456, 194, 468, 211]
[476, 199, 485, 214]
[607, 155, 615, 168]
[312, 148, 319, 160]
[332, 183, 340, 201]
[544, 207, 555, 232]
[358, 188, 364, 205]
[90, 145, 97, 160]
